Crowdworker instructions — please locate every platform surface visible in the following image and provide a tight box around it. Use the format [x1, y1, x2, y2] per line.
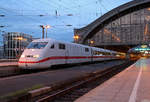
[0, 62, 18, 67]
[75, 58, 150, 102]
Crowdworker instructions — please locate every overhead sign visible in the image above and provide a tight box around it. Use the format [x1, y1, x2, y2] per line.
[135, 48, 150, 51]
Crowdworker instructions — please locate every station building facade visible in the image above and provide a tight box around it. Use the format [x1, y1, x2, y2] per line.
[74, 0, 150, 49]
[90, 7, 150, 45]
[3, 32, 32, 59]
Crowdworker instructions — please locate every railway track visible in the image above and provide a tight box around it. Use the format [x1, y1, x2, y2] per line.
[0, 62, 86, 78]
[32, 60, 135, 102]
[1, 60, 134, 102]
[0, 67, 51, 78]
[0, 59, 122, 78]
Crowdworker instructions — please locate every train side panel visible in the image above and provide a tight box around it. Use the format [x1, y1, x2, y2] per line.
[91, 47, 107, 61]
[67, 44, 91, 64]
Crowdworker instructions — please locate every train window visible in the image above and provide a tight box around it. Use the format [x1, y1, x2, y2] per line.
[85, 48, 89, 52]
[93, 50, 104, 55]
[59, 43, 65, 50]
[105, 52, 110, 55]
[50, 44, 54, 49]
[27, 42, 48, 49]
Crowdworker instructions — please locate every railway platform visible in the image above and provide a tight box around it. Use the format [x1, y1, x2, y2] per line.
[75, 58, 150, 102]
[0, 62, 18, 67]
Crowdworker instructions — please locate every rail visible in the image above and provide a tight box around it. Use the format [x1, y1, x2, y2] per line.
[7, 60, 135, 102]
[35, 61, 134, 102]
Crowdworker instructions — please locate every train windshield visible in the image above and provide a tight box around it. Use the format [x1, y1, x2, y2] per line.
[27, 42, 48, 49]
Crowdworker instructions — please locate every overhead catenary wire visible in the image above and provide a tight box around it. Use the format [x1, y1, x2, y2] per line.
[0, 0, 103, 18]
[98, 0, 108, 12]
[0, 0, 133, 39]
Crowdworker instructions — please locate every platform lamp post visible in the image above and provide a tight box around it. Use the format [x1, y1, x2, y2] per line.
[40, 25, 45, 39]
[45, 25, 51, 38]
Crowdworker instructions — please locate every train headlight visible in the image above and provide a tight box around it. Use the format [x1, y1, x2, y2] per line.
[21, 55, 25, 58]
[33, 55, 39, 58]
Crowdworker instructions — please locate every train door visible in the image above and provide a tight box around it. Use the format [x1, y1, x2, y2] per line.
[58, 43, 66, 64]
[49, 43, 55, 65]
[65, 44, 69, 64]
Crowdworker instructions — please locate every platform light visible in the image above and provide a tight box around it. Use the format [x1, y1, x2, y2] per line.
[73, 35, 80, 43]
[73, 35, 79, 39]
[45, 25, 51, 38]
[14, 37, 27, 41]
[45, 25, 51, 29]
[147, 8, 150, 11]
[14, 37, 23, 40]
[145, 16, 150, 21]
[40, 25, 51, 38]
[90, 40, 94, 44]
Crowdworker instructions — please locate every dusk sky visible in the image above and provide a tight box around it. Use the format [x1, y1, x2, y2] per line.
[0, 0, 132, 44]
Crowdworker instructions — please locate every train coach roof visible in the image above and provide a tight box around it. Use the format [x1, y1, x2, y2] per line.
[32, 38, 117, 53]
[32, 38, 55, 42]
[32, 38, 90, 47]
[91, 46, 105, 51]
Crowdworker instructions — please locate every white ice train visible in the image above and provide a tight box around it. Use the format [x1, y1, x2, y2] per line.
[18, 38, 124, 69]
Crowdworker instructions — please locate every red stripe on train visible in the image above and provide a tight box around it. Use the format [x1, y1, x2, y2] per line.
[18, 56, 117, 63]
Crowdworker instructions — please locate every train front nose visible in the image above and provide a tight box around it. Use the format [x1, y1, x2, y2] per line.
[18, 61, 40, 69]
[18, 40, 49, 69]
[18, 52, 41, 69]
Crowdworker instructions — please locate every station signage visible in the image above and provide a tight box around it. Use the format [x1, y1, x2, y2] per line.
[135, 48, 150, 51]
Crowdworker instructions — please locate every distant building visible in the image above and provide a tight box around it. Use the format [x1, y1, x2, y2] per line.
[3, 32, 33, 59]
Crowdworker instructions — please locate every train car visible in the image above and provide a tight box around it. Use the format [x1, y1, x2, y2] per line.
[115, 52, 126, 59]
[90, 47, 118, 61]
[18, 38, 121, 69]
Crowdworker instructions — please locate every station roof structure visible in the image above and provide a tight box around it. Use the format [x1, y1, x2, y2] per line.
[74, 0, 150, 44]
